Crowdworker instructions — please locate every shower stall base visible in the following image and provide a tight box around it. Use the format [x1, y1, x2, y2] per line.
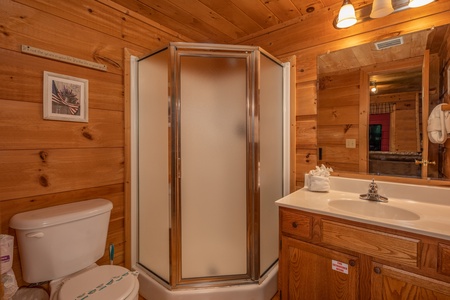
[136, 264, 278, 300]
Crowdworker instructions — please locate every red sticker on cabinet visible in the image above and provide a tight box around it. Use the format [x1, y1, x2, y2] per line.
[332, 260, 348, 274]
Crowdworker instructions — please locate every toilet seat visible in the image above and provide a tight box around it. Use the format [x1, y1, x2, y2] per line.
[57, 265, 138, 300]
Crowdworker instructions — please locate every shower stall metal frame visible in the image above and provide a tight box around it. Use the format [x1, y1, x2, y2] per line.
[136, 42, 287, 290]
[170, 43, 259, 288]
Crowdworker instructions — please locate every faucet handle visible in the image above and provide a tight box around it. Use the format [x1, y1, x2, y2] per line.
[368, 179, 378, 193]
[360, 179, 388, 202]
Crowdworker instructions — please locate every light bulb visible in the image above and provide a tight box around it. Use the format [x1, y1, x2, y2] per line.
[408, 0, 434, 8]
[370, 0, 394, 18]
[336, 2, 357, 28]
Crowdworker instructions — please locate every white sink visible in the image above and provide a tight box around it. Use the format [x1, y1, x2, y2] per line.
[328, 199, 420, 221]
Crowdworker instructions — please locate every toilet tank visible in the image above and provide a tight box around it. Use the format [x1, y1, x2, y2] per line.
[9, 199, 113, 283]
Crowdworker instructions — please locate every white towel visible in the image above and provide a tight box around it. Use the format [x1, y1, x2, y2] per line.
[305, 174, 330, 192]
[428, 104, 450, 144]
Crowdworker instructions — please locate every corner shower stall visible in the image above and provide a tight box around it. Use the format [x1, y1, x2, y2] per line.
[132, 43, 289, 299]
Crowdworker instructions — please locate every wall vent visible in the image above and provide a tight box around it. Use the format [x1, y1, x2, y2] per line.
[374, 37, 404, 50]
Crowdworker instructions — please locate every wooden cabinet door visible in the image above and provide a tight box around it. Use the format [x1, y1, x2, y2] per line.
[280, 236, 359, 300]
[371, 262, 450, 299]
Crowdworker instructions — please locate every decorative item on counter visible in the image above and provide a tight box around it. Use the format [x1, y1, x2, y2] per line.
[1, 235, 18, 299]
[304, 165, 333, 192]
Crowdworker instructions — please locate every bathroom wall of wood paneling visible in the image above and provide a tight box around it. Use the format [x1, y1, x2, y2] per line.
[1, 0, 450, 291]
[0, 0, 187, 287]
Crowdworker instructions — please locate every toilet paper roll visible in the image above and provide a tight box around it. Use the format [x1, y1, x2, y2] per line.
[0, 235, 14, 275]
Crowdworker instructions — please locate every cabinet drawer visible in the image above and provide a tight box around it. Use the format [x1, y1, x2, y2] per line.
[280, 209, 312, 240]
[321, 220, 419, 267]
[438, 243, 450, 276]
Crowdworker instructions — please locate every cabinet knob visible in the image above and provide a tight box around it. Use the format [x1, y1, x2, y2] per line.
[374, 267, 381, 274]
[349, 260, 356, 267]
[292, 222, 298, 228]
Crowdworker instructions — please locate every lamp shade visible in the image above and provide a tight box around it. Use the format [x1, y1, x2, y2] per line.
[370, 0, 394, 18]
[336, 2, 357, 28]
[408, 0, 434, 7]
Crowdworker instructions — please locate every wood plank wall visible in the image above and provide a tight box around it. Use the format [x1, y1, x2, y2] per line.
[0, 0, 188, 287]
[239, 0, 450, 189]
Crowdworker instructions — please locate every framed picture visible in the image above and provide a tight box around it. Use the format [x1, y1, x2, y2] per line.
[43, 71, 88, 122]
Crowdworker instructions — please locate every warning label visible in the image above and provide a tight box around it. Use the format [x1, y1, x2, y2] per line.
[332, 260, 349, 274]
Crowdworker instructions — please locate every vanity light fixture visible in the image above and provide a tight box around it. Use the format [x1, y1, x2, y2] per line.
[336, 0, 357, 29]
[334, 0, 435, 29]
[370, 0, 394, 18]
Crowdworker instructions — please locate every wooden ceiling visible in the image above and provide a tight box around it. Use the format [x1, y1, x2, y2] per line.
[110, 0, 448, 96]
[107, 0, 425, 44]
[109, 0, 347, 44]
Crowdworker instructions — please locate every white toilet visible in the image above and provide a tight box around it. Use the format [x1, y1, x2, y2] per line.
[9, 199, 139, 300]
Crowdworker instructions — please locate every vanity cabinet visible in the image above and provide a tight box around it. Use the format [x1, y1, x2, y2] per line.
[371, 262, 450, 299]
[281, 236, 359, 299]
[279, 207, 450, 300]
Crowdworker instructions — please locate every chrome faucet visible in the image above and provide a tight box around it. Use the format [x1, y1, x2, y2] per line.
[360, 179, 388, 202]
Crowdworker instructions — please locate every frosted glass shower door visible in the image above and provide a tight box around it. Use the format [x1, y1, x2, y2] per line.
[179, 55, 248, 279]
[259, 53, 284, 276]
[137, 49, 170, 282]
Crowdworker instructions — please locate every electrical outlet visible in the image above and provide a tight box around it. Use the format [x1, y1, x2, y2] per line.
[346, 139, 356, 148]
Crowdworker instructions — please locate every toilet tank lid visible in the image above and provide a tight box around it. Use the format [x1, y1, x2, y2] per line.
[9, 199, 113, 230]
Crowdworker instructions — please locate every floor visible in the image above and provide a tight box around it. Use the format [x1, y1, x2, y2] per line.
[139, 291, 281, 300]
[272, 291, 281, 300]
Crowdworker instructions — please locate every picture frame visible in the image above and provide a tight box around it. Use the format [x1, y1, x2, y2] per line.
[43, 71, 88, 122]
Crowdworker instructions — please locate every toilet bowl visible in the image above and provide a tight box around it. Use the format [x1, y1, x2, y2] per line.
[9, 199, 139, 300]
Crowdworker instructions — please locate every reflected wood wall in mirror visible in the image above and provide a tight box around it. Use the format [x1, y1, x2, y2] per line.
[317, 25, 450, 181]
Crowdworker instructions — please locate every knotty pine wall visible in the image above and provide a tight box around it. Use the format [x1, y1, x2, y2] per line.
[0, 0, 189, 287]
[238, 0, 450, 188]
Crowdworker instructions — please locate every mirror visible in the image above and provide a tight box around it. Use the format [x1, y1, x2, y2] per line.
[317, 24, 449, 180]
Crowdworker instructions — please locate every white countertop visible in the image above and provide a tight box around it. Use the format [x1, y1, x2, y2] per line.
[276, 177, 450, 241]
